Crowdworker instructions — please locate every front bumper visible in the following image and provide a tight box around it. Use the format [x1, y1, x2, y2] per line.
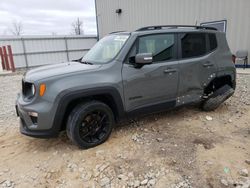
[19, 116, 58, 138]
[16, 93, 59, 138]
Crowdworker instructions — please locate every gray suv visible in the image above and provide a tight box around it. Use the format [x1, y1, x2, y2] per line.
[16, 25, 236, 148]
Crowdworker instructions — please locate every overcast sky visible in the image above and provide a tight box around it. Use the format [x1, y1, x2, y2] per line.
[0, 0, 97, 36]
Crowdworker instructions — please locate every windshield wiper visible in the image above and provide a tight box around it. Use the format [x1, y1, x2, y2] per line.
[72, 57, 93, 65]
[80, 61, 93, 65]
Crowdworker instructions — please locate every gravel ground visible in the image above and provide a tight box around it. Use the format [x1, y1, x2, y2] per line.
[0, 72, 249, 188]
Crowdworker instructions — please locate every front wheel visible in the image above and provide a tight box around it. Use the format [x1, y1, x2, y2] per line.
[66, 101, 114, 149]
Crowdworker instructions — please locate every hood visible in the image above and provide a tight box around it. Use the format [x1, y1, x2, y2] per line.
[24, 62, 102, 82]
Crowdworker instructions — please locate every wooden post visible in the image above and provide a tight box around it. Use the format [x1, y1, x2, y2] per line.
[7, 45, 15, 72]
[0, 47, 5, 70]
[2, 46, 10, 71]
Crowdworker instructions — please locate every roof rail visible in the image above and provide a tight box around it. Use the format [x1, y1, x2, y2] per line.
[109, 31, 127, 34]
[136, 25, 217, 31]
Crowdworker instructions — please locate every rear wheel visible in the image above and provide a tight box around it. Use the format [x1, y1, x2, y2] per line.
[66, 101, 114, 149]
[201, 85, 234, 111]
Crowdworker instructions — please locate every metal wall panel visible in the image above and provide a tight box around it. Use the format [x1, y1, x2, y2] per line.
[0, 35, 97, 68]
[68, 51, 88, 60]
[96, 0, 250, 54]
[67, 38, 97, 50]
[0, 40, 24, 54]
[27, 53, 68, 67]
[25, 39, 66, 53]
[13, 55, 26, 68]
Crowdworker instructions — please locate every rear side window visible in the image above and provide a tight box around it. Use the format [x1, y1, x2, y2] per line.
[208, 34, 217, 51]
[181, 33, 206, 58]
[138, 34, 175, 62]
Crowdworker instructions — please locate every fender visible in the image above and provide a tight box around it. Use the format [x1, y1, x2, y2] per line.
[216, 70, 236, 89]
[51, 86, 126, 132]
[204, 74, 235, 96]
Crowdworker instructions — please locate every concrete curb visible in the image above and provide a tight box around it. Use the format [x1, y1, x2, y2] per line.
[0, 71, 13, 76]
[236, 68, 250, 75]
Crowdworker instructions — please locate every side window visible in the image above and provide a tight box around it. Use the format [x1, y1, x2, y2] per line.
[137, 34, 175, 62]
[181, 33, 206, 58]
[208, 34, 217, 51]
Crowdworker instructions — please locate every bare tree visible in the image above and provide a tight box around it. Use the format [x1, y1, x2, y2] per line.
[71, 18, 84, 35]
[9, 20, 23, 36]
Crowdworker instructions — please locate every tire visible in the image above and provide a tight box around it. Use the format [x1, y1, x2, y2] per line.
[202, 85, 234, 111]
[66, 101, 114, 149]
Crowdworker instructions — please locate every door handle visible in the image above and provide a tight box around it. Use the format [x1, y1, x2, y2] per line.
[203, 62, 214, 67]
[164, 68, 177, 74]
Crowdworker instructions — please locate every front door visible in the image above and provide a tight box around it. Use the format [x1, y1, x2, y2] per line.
[122, 33, 179, 112]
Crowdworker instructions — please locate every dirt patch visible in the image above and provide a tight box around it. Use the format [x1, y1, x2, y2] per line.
[193, 138, 215, 150]
[0, 73, 249, 188]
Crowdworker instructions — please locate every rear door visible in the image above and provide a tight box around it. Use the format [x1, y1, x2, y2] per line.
[177, 32, 218, 105]
[122, 33, 179, 112]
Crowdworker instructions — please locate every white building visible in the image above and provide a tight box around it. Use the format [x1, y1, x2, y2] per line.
[95, 0, 250, 54]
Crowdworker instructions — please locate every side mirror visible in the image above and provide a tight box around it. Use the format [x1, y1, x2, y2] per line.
[135, 53, 153, 65]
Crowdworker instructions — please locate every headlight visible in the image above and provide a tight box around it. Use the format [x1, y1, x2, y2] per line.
[22, 82, 36, 100]
[31, 84, 36, 96]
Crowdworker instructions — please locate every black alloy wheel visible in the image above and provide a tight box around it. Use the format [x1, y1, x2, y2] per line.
[66, 101, 114, 149]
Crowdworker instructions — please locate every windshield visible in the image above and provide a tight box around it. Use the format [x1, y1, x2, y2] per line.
[82, 34, 129, 64]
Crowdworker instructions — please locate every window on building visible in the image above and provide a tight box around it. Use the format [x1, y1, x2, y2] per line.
[208, 33, 217, 51]
[137, 34, 175, 62]
[201, 20, 227, 32]
[181, 33, 206, 58]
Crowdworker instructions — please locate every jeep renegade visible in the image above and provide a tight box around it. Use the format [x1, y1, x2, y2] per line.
[16, 25, 236, 148]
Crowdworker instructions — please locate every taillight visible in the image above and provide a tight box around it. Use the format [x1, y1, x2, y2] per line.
[232, 54, 236, 64]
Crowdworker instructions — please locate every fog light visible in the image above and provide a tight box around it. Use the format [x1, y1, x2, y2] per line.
[28, 112, 38, 117]
[28, 112, 38, 125]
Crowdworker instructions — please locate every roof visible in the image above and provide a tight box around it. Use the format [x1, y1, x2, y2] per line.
[109, 25, 219, 35]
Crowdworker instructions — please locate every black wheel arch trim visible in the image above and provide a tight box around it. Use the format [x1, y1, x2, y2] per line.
[52, 86, 125, 133]
[204, 74, 236, 95]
